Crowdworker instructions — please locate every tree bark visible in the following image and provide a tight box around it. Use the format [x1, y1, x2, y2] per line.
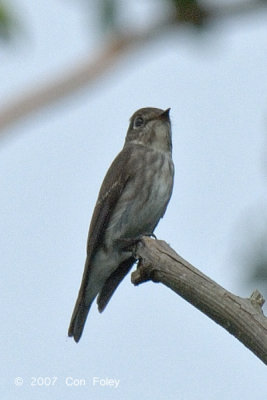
[131, 237, 267, 365]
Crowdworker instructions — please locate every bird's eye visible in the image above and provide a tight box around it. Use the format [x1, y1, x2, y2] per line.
[134, 116, 144, 129]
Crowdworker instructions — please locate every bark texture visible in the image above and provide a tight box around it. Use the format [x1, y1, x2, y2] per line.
[131, 237, 267, 365]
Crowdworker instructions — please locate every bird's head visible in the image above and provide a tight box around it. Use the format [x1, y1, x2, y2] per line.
[125, 107, 172, 153]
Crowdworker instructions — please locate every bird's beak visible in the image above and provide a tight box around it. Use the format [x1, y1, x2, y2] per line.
[158, 108, 171, 121]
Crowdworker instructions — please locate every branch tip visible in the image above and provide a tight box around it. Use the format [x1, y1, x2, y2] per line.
[249, 289, 265, 310]
[131, 269, 142, 285]
[131, 258, 155, 285]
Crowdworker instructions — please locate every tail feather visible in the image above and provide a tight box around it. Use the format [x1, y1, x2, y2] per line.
[68, 272, 99, 342]
[97, 257, 135, 313]
[68, 257, 134, 341]
[68, 256, 100, 342]
[68, 301, 93, 343]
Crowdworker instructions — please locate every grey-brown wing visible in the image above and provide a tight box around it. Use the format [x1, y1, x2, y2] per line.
[69, 147, 132, 322]
[85, 146, 132, 267]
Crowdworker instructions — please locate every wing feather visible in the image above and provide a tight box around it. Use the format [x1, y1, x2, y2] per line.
[68, 146, 133, 340]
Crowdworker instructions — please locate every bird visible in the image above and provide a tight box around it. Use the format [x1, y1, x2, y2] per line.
[68, 107, 174, 342]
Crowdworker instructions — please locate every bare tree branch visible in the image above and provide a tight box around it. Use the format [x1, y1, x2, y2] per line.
[132, 237, 267, 365]
[0, 0, 267, 139]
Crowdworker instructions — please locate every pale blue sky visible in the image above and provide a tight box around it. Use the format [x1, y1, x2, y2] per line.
[1, 1, 267, 399]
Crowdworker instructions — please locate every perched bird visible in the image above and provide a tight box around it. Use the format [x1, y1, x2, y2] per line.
[68, 107, 174, 342]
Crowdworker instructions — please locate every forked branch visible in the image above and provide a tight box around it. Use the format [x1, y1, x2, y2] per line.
[131, 237, 267, 365]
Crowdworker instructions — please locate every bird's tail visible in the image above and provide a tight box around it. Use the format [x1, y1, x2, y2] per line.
[68, 255, 102, 342]
[68, 271, 100, 342]
[68, 298, 93, 343]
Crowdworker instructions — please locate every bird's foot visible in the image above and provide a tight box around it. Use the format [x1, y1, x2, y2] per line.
[116, 232, 156, 251]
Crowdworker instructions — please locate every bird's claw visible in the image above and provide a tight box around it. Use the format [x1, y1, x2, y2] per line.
[116, 232, 156, 251]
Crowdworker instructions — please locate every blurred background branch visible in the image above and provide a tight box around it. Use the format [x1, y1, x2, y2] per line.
[0, 1, 19, 42]
[0, 0, 267, 138]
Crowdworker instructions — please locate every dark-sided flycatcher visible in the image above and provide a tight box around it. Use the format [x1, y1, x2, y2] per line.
[68, 107, 174, 342]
